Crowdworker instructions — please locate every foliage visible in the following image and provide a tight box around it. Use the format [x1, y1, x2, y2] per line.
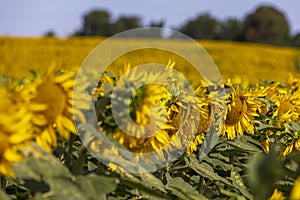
[179, 13, 220, 40]
[74, 10, 141, 37]
[242, 6, 290, 44]
[72, 6, 300, 46]
[76, 10, 112, 36]
[219, 19, 243, 41]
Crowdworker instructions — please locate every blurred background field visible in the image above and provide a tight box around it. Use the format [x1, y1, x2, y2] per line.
[1, 36, 300, 85]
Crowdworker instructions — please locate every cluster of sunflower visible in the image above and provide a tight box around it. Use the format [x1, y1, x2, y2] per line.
[94, 61, 300, 161]
[94, 62, 218, 160]
[2, 61, 300, 180]
[0, 67, 89, 177]
[252, 76, 300, 157]
[224, 75, 300, 157]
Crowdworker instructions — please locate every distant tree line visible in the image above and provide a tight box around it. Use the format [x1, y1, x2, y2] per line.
[72, 10, 163, 37]
[66, 5, 300, 46]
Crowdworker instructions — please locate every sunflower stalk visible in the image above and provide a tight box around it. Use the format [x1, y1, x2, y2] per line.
[197, 175, 204, 194]
[229, 152, 235, 164]
[64, 134, 76, 169]
[0, 176, 5, 189]
[71, 147, 87, 176]
[96, 161, 106, 174]
[220, 188, 244, 200]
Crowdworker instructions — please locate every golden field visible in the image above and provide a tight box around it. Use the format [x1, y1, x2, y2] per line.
[1, 37, 300, 84]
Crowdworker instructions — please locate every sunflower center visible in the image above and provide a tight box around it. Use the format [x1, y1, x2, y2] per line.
[198, 105, 211, 134]
[225, 97, 247, 125]
[34, 81, 66, 122]
[278, 101, 293, 115]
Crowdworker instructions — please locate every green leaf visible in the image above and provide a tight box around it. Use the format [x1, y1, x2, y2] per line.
[32, 192, 50, 200]
[165, 173, 207, 200]
[247, 152, 282, 200]
[225, 138, 261, 153]
[201, 156, 232, 171]
[14, 144, 72, 181]
[87, 161, 98, 171]
[139, 172, 166, 192]
[0, 189, 10, 200]
[47, 177, 87, 200]
[13, 144, 119, 200]
[219, 188, 246, 200]
[76, 175, 119, 200]
[289, 121, 300, 131]
[189, 156, 232, 186]
[119, 174, 167, 199]
[230, 170, 253, 200]
[209, 153, 230, 163]
[255, 122, 274, 131]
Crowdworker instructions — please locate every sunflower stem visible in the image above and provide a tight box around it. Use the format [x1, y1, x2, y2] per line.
[96, 161, 105, 174]
[72, 147, 87, 176]
[0, 176, 5, 190]
[65, 134, 76, 169]
[229, 152, 235, 164]
[197, 176, 204, 194]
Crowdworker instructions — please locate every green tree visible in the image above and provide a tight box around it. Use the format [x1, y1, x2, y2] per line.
[73, 10, 142, 36]
[220, 19, 243, 41]
[111, 16, 141, 35]
[242, 6, 290, 44]
[179, 13, 220, 39]
[291, 33, 300, 47]
[77, 10, 112, 36]
[43, 30, 56, 37]
[148, 20, 164, 28]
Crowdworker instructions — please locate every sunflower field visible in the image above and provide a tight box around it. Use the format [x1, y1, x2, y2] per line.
[1, 36, 300, 200]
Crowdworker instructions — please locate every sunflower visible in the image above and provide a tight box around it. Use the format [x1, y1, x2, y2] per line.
[281, 131, 300, 157]
[222, 89, 259, 140]
[286, 73, 300, 90]
[268, 188, 284, 200]
[257, 83, 300, 125]
[281, 144, 294, 157]
[186, 133, 205, 156]
[185, 91, 212, 155]
[290, 176, 300, 199]
[15, 67, 89, 152]
[96, 61, 207, 158]
[96, 62, 177, 157]
[0, 87, 32, 177]
[260, 130, 282, 153]
[273, 91, 300, 123]
[107, 82, 172, 154]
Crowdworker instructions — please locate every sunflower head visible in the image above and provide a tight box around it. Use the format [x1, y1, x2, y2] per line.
[222, 89, 259, 140]
[273, 91, 300, 123]
[225, 95, 247, 126]
[95, 62, 208, 158]
[0, 87, 32, 177]
[95, 64, 177, 157]
[13, 67, 89, 152]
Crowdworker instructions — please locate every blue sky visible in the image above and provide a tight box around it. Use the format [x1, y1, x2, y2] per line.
[1, 0, 300, 37]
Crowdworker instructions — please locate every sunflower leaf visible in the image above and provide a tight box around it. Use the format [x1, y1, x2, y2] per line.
[119, 173, 167, 199]
[165, 173, 207, 200]
[188, 156, 232, 186]
[0, 190, 10, 200]
[225, 138, 261, 153]
[14, 143, 72, 181]
[201, 156, 233, 171]
[76, 175, 119, 200]
[231, 170, 253, 200]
